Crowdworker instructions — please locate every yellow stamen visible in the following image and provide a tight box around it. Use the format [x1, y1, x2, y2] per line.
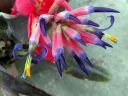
[24, 55, 32, 78]
[104, 34, 118, 43]
[26, 67, 31, 77]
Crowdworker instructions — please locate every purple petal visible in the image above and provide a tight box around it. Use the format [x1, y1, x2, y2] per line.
[55, 60, 62, 76]
[73, 54, 89, 76]
[69, 14, 81, 24]
[53, 47, 64, 61]
[73, 33, 86, 45]
[79, 53, 93, 67]
[40, 18, 47, 36]
[96, 40, 113, 49]
[93, 31, 104, 39]
[94, 7, 120, 13]
[72, 52, 89, 76]
[81, 18, 99, 27]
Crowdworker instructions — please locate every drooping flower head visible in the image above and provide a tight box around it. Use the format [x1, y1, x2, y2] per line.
[12, 0, 119, 78]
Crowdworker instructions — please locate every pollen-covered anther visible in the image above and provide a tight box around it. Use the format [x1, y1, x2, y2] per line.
[104, 34, 119, 43]
[26, 67, 31, 77]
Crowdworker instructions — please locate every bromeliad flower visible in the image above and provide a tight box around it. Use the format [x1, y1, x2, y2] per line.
[11, 0, 119, 78]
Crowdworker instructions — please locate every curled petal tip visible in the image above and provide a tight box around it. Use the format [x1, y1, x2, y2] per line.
[94, 7, 120, 13]
[95, 15, 115, 33]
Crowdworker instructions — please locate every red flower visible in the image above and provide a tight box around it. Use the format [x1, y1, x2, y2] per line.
[12, 0, 119, 78]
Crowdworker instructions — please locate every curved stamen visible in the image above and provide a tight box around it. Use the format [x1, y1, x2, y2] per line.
[97, 15, 115, 32]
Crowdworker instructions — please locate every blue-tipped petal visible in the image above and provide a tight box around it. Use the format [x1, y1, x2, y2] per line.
[94, 7, 120, 13]
[55, 60, 62, 76]
[96, 40, 113, 49]
[73, 33, 86, 45]
[73, 54, 89, 76]
[60, 54, 67, 69]
[53, 47, 64, 61]
[87, 20, 99, 27]
[93, 31, 104, 39]
[56, 48, 64, 55]
[69, 14, 81, 24]
[31, 46, 47, 60]
[79, 53, 93, 67]
[40, 18, 47, 36]
[102, 41, 113, 48]
[84, 57, 93, 67]
[82, 18, 99, 27]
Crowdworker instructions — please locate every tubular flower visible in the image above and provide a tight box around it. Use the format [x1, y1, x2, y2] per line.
[12, 0, 119, 78]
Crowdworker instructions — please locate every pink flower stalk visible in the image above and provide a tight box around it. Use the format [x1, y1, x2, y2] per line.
[12, 0, 119, 78]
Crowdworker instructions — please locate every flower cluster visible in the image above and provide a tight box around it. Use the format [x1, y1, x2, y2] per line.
[12, 0, 119, 78]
